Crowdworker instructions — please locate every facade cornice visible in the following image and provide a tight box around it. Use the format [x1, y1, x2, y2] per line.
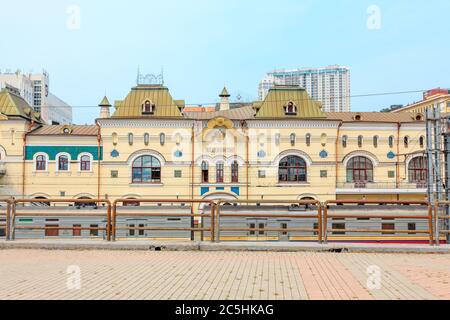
[246, 119, 341, 129]
[97, 119, 194, 128]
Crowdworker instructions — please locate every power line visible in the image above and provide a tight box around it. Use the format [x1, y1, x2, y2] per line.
[35, 88, 448, 109]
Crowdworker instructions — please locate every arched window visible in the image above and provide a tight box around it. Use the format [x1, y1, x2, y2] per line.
[144, 133, 150, 146]
[389, 136, 394, 148]
[128, 133, 134, 146]
[278, 156, 307, 183]
[404, 136, 409, 148]
[201, 161, 209, 183]
[132, 155, 161, 183]
[112, 132, 118, 146]
[346, 156, 374, 185]
[357, 135, 363, 148]
[408, 156, 427, 186]
[32, 197, 50, 207]
[290, 133, 296, 146]
[216, 162, 224, 183]
[320, 133, 327, 147]
[124, 198, 140, 207]
[373, 136, 379, 148]
[57, 154, 69, 171]
[342, 135, 348, 148]
[76, 196, 96, 208]
[35, 154, 47, 171]
[306, 133, 311, 147]
[159, 133, 165, 146]
[175, 133, 182, 146]
[80, 155, 91, 171]
[142, 100, 154, 114]
[231, 161, 239, 183]
[419, 136, 425, 149]
[285, 101, 297, 115]
[274, 133, 281, 146]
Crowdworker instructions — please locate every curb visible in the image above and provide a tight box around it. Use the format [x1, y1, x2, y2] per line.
[1, 240, 449, 254]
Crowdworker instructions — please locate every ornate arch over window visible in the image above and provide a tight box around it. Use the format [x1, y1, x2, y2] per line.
[408, 156, 427, 186]
[284, 101, 297, 115]
[278, 155, 307, 183]
[132, 155, 161, 183]
[346, 156, 374, 184]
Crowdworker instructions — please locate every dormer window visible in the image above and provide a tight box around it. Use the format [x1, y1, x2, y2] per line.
[285, 101, 297, 115]
[142, 100, 155, 115]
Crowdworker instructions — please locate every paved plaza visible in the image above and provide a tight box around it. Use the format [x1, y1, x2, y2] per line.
[0, 249, 449, 300]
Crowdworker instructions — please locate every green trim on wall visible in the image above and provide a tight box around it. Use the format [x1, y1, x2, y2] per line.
[25, 146, 103, 160]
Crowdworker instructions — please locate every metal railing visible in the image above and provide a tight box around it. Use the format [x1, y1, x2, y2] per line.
[336, 182, 428, 190]
[323, 200, 434, 245]
[0, 198, 12, 240]
[11, 199, 111, 241]
[434, 201, 450, 245]
[111, 199, 216, 242]
[215, 199, 322, 243]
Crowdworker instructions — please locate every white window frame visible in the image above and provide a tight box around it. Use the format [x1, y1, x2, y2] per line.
[78, 153, 93, 172]
[33, 152, 49, 172]
[55, 152, 71, 172]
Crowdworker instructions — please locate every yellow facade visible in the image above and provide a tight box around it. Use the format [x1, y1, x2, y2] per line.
[0, 85, 429, 205]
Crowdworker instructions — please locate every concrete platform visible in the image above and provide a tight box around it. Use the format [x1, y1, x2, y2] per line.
[1, 240, 449, 254]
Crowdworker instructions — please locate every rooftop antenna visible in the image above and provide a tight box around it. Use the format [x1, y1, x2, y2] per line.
[136, 65, 140, 85]
[161, 66, 164, 85]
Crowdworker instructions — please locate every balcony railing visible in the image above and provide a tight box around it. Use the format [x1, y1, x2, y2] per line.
[336, 181, 428, 190]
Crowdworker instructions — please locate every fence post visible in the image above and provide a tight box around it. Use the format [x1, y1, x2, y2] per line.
[215, 202, 221, 243]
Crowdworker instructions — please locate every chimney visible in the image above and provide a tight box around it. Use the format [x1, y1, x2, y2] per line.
[219, 86, 230, 111]
[99, 96, 111, 118]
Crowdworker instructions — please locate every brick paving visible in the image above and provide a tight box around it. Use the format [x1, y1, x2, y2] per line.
[0, 250, 448, 300]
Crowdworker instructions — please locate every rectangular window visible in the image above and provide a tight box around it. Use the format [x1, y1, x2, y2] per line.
[382, 223, 395, 234]
[111, 170, 118, 178]
[129, 224, 135, 236]
[249, 223, 256, 236]
[388, 171, 395, 178]
[138, 224, 145, 236]
[408, 223, 416, 234]
[174, 170, 182, 178]
[313, 223, 319, 236]
[332, 223, 346, 235]
[73, 224, 82, 237]
[280, 223, 288, 235]
[45, 224, 59, 237]
[90, 224, 99, 237]
[258, 170, 266, 178]
[216, 163, 224, 183]
[0, 227, 5, 237]
[320, 170, 328, 178]
[258, 223, 266, 235]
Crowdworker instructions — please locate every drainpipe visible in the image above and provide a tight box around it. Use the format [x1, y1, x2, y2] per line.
[396, 122, 401, 201]
[335, 121, 343, 193]
[191, 124, 195, 208]
[96, 122, 101, 199]
[22, 120, 35, 198]
[244, 121, 249, 201]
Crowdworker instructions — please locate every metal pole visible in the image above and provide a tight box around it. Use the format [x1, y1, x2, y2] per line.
[444, 117, 450, 243]
[434, 105, 443, 203]
[426, 107, 435, 204]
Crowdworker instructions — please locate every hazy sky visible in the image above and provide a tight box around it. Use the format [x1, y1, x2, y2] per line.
[1, 0, 449, 124]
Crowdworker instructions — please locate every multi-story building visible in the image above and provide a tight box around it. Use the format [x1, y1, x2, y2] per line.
[258, 65, 351, 112]
[1, 82, 439, 242]
[391, 88, 450, 114]
[0, 82, 428, 203]
[0, 69, 72, 124]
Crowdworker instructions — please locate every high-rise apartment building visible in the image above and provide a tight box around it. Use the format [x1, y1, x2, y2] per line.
[0, 69, 72, 124]
[258, 65, 351, 112]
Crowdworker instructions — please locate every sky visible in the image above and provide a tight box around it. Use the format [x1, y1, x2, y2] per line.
[1, 0, 449, 124]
